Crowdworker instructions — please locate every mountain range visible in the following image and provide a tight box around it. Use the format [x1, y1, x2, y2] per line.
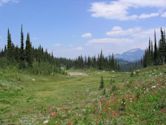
[115, 48, 144, 62]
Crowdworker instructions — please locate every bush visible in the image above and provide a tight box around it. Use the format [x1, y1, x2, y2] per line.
[136, 91, 140, 100]
[112, 85, 117, 92]
[130, 70, 139, 77]
[102, 88, 106, 95]
[126, 81, 132, 88]
[110, 79, 115, 85]
[99, 76, 104, 90]
[119, 99, 126, 112]
[30, 61, 62, 75]
[130, 71, 135, 77]
[0, 57, 18, 69]
[154, 98, 166, 110]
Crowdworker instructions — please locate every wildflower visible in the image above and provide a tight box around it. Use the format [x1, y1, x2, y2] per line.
[43, 120, 49, 124]
[50, 111, 57, 117]
[32, 78, 36, 81]
[151, 85, 156, 89]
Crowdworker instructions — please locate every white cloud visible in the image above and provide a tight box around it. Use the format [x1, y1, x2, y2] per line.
[139, 13, 160, 19]
[75, 46, 83, 51]
[106, 26, 142, 37]
[88, 38, 130, 44]
[0, 0, 18, 6]
[105, 26, 158, 39]
[161, 12, 166, 17]
[54, 43, 62, 47]
[52, 44, 85, 58]
[81, 33, 92, 38]
[90, 0, 166, 20]
[52, 27, 166, 58]
[86, 26, 166, 54]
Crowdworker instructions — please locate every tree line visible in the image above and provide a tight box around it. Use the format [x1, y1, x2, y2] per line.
[73, 51, 119, 71]
[143, 28, 166, 67]
[0, 26, 56, 69]
[2, 26, 165, 73]
[0, 26, 119, 72]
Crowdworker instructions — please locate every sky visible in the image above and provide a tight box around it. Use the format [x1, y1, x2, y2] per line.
[0, 0, 166, 58]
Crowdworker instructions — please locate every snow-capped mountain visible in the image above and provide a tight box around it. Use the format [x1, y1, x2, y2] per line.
[115, 48, 144, 62]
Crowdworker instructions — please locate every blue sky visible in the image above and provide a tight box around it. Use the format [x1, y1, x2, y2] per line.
[0, 0, 166, 58]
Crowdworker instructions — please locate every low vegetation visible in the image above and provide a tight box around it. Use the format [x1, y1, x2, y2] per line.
[0, 65, 165, 125]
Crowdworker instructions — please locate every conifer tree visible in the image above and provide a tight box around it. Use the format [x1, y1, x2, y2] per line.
[4, 45, 7, 55]
[154, 31, 158, 65]
[14, 46, 20, 61]
[98, 50, 104, 70]
[159, 28, 166, 64]
[99, 76, 104, 90]
[143, 39, 154, 66]
[25, 33, 33, 67]
[7, 29, 12, 60]
[19, 26, 26, 68]
[20, 25, 25, 62]
[143, 49, 148, 67]
[143, 28, 166, 67]
[148, 39, 153, 65]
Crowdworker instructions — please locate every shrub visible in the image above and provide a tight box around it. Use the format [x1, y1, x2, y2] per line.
[136, 91, 141, 100]
[130, 71, 134, 77]
[119, 98, 126, 112]
[30, 61, 62, 75]
[126, 81, 132, 88]
[110, 79, 115, 85]
[102, 88, 106, 95]
[99, 76, 104, 90]
[112, 85, 117, 92]
[154, 98, 166, 110]
[130, 70, 139, 77]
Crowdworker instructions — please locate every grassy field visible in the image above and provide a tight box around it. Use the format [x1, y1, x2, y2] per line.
[0, 65, 166, 125]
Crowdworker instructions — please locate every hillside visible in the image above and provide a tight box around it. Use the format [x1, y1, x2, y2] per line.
[0, 65, 166, 125]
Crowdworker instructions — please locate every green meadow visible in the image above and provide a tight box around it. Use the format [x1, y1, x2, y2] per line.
[0, 65, 166, 125]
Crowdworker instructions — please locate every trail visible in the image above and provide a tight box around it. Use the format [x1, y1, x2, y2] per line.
[68, 72, 88, 76]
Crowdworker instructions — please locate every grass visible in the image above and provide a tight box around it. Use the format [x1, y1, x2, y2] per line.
[0, 65, 166, 125]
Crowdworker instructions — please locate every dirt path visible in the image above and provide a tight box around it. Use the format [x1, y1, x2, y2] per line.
[68, 72, 88, 77]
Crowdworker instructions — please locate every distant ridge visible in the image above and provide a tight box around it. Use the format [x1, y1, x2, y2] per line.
[115, 48, 144, 62]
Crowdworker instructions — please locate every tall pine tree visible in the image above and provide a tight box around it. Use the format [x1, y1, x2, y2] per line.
[159, 28, 166, 64]
[25, 33, 33, 67]
[154, 31, 158, 65]
[7, 29, 12, 61]
[19, 25, 26, 68]
[98, 50, 104, 70]
[20, 25, 25, 62]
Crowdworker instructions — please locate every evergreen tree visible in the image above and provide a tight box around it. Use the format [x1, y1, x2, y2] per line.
[99, 76, 104, 90]
[25, 33, 33, 67]
[19, 26, 26, 68]
[154, 31, 158, 65]
[143, 28, 166, 67]
[98, 50, 104, 70]
[7, 29, 13, 60]
[14, 46, 20, 61]
[159, 28, 166, 64]
[148, 38, 153, 65]
[143, 49, 148, 67]
[164, 30, 166, 63]
[20, 25, 25, 62]
[143, 39, 154, 67]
